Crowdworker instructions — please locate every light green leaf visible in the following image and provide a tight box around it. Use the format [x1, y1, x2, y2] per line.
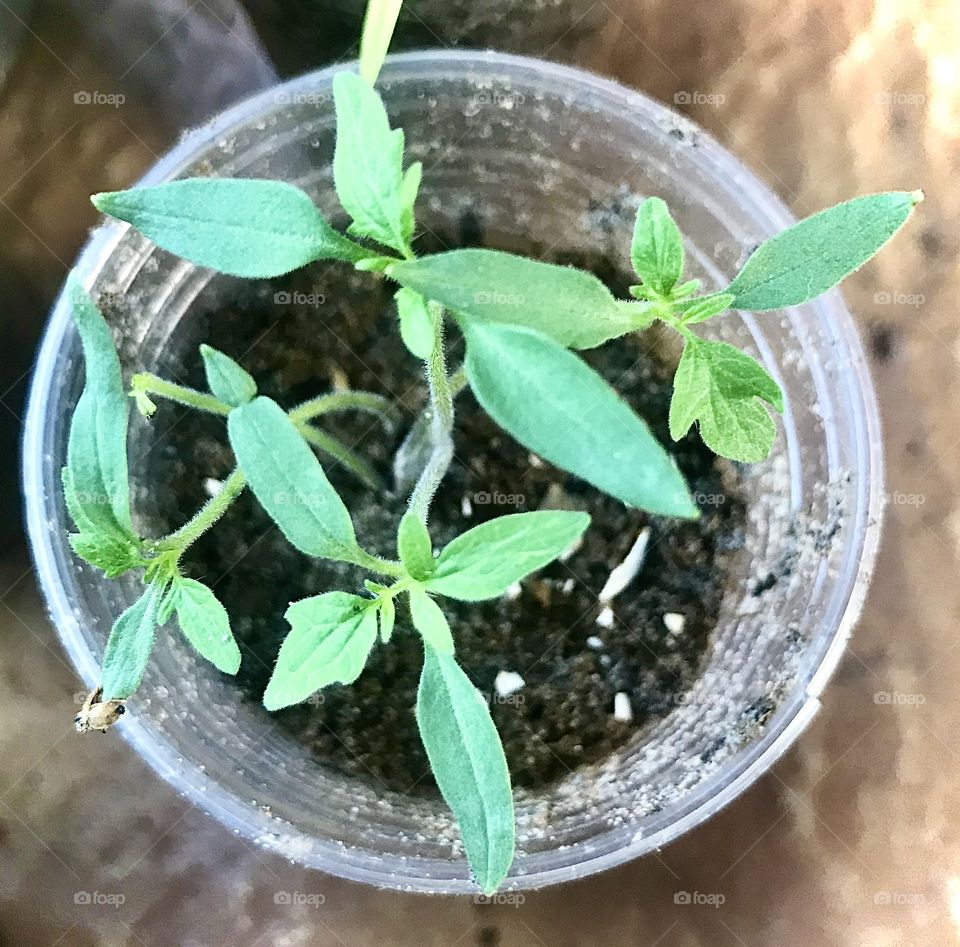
[264, 592, 378, 709]
[378, 596, 396, 643]
[408, 588, 454, 653]
[200, 344, 256, 407]
[400, 160, 422, 243]
[102, 582, 164, 699]
[358, 0, 403, 84]
[333, 72, 408, 252]
[169, 577, 240, 674]
[427, 511, 589, 601]
[669, 338, 784, 462]
[464, 322, 698, 518]
[92, 179, 369, 278]
[227, 397, 360, 562]
[725, 191, 923, 311]
[395, 287, 434, 360]
[631, 196, 684, 296]
[398, 510, 435, 579]
[68, 530, 145, 579]
[387, 249, 639, 349]
[677, 292, 735, 325]
[416, 647, 514, 895]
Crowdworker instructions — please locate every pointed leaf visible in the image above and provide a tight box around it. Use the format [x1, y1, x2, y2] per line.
[417, 648, 514, 894]
[398, 510, 435, 579]
[388, 249, 638, 349]
[378, 596, 396, 643]
[264, 592, 378, 709]
[631, 196, 684, 295]
[395, 287, 434, 360]
[227, 397, 359, 562]
[102, 582, 164, 699]
[725, 191, 923, 311]
[427, 511, 589, 601]
[92, 179, 369, 278]
[464, 322, 697, 518]
[408, 588, 454, 653]
[200, 344, 256, 407]
[171, 578, 240, 674]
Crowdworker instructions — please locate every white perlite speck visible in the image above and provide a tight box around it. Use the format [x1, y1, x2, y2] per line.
[461, 495, 473, 517]
[663, 612, 686, 634]
[586, 636, 604, 650]
[495, 671, 525, 697]
[613, 692, 633, 722]
[503, 581, 522, 601]
[203, 477, 223, 497]
[599, 527, 650, 602]
[596, 606, 615, 628]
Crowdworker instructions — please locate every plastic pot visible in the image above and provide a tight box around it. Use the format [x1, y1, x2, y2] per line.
[23, 51, 883, 893]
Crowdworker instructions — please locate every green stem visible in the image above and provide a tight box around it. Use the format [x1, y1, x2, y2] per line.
[350, 548, 406, 577]
[408, 303, 455, 522]
[288, 391, 400, 428]
[296, 423, 384, 491]
[131, 373, 232, 416]
[155, 467, 247, 553]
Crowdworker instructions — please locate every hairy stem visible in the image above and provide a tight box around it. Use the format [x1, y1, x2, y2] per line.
[288, 390, 400, 429]
[154, 467, 247, 553]
[408, 303, 455, 522]
[131, 373, 232, 416]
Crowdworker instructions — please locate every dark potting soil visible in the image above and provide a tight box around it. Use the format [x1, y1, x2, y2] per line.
[135, 237, 746, 795]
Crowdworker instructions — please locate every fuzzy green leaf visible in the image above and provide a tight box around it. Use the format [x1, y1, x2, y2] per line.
[725, 191, 923, 311]
[68, 530, 145, 579]
[395, 287, 434, 360]
[227, 397, 359, 562]
[427, 511, 589, 601]
[200, 344, 256, 407]
[464, 322, 698, 518]
[102, 582, 164, 699]
[408, 588, 454, 653]
[169, 578, 240, 674]
[377, 596, 396, 643]
[358, 0, 403, 84]
[400, 161, 422, 243]
[397, 510, 435, 580]
[631, 197, 684, 295]
[264, 592, 378, 709]
[333, 72, 408, 252]
[416, 647, 515, 895]
[387, 249, 639, 349]
[92, 179, 369, 278]
[677, 292, 736, 325]
[669, 338, 784, 462]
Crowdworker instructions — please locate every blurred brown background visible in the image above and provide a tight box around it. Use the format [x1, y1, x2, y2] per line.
[0, 0, 956, 943]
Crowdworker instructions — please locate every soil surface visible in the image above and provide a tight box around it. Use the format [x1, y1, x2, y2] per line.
[137, 235, 746, 794]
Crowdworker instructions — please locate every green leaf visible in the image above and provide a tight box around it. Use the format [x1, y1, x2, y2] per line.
[631, 197, 684, 295]
[387, 249, 639, 349]
[358, 0, 403, 84]
[400, 160, 422, 243]
[427, 511, 589, 601]
[397, 510, 435, 579]
[677, 292, 735, 325]
[169, 578, 240, 674]
[725, 191, 923, 311]
[377, 596, 396, 643]
[395, 287, 434, 360]
[408, 588, 454, 653]
[464, 322, 698, 518]
[62, 277, 140, 569]
[200, 344, 256, 407]
[333, 72, 408, 252]
[102, 582, 164, 699]
[92, 179, 369, 278]
[416, 647, 514, 894]
[264, 592, 378, 709]
[669, 338, 784, 462]
[227, 397, 360, 562]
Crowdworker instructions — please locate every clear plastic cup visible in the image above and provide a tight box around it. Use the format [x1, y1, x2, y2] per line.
[22, 51, 883, 892]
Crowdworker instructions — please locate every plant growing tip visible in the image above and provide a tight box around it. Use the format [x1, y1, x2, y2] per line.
[63, 19, 922, 891]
